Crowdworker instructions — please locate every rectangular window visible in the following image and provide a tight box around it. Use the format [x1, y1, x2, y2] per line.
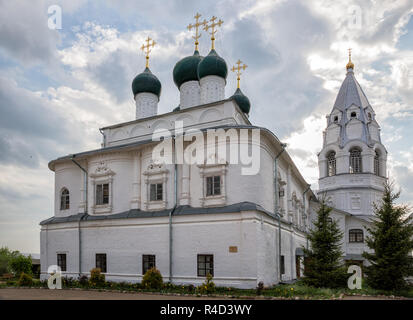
[280, 255, 285, 275]
[57, 253, 67, 272]
[96, 183, 109, 205]
[206, 176, 221, 196]
[96, 253, 107, 273]
[197, 254, 214, 277]
[142, 255, 156, 275]
[349, 229, 364, 243]
[150, 183, 163, 201]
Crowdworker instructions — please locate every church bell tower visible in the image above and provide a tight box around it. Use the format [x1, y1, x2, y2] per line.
[317, 50, 387, 215]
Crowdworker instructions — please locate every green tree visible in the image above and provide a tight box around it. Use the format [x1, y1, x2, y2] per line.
[363, 181, 413, 291]
[303, 199, 347, 288]
[9, 254, 32, 276]
[0, 247, 19, 275]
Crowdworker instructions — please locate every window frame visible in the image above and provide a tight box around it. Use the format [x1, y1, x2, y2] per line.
[349, 229, 364, 243]
[60, 188, 70, 211]
[95, 183, 110, 205]
[96, 253, 107, 273]
[374, 151, 380, 176]
[149, 183, 163, 201]
[197, 254, 214, 277]
[142, 254, 156, 275]
[57, 253, 67, 272]
[326, 151, 336, 176]
[206, 175, 221, 197]
[349, 148, 362, 174]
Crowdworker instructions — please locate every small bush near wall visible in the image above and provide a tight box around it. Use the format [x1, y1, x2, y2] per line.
[142, 268, 163, 289]
[79, 275, 89, 287]
[89, 268, 105, 287]
[256, 282, 264, 295]
[18, 273, 33, 286]
[198, 273, 216, 294]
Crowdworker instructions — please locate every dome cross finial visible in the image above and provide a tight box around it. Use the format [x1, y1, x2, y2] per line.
[203, 16, 224, 50]
[231, 59, 247, 88]
[346, 47, 355, 71]
[141, 36, 156, 69]
[187, 13, 207, 51]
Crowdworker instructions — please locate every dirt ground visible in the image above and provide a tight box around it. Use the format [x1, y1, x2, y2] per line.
[0, 288, 407, 300]
[0, 288, 227, 300]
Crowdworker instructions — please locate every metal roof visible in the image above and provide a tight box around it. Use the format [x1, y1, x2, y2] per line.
[39, 201, 278, 226]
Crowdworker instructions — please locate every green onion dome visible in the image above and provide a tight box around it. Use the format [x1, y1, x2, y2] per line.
[173, 50, 203, 88]
[132, 67, 161, 98]
[197, 49, 228, 80]
[231, 88, 251, 114]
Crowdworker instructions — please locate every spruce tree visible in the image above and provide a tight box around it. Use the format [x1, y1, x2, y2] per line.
[363, 181, 413, 291]
[303, 199, 347, 288]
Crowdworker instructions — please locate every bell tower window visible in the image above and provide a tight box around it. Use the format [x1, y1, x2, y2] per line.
[350, 112, 357, 119]
[327, 151, 336, 176]
[374, 150, 380, 176]
[349, 148, 362, 173]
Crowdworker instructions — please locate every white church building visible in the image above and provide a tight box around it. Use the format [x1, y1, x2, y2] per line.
[40, 17, 387, 288]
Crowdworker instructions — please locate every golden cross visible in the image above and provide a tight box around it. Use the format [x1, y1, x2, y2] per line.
[187, 13, 207, 51]
[231, 59, 247, 88]
[141, 36, 156, 68]
[203, 16, 224, 50]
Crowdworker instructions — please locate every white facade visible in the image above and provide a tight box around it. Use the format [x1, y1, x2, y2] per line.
[41, 97, 313, 288]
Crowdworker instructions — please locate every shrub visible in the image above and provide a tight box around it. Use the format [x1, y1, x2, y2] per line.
[89, 268, 105, 287]
[78, 275, 89, 286]
[188, 284, 195, 293]
[18, 272, 33, 286]
[0, 247, 19, 275]
[142, 267, 163, 290]
[256, 281, 264, 295]
[62, 277, 77, 288]
[9, 254, 32, 277]
[198, 273, 215, 294]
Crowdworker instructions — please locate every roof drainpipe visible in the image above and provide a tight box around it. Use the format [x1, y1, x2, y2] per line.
[71, 155, 88, 278]
[274, 143, 287, 283]
[169, 135, 178, 283]
[302, 185, 311, 250]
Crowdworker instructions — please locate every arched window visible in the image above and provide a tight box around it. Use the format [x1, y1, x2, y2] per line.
[349, 229, 364, 243]
[350, 111, 357, 119]
[349, 148, 362, 173]
[60, 188, 70, 210]
[333, 116, 338, 123]
[327, 151, 336, 176]
[374, 150, 380, 176]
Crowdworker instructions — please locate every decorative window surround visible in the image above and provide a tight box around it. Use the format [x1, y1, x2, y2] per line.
[90, 161, 115, 214]
[198, 163, 227, 207]
[143, 162, 168, 211]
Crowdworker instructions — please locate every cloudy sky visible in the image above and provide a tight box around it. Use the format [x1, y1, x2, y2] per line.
[1, 0, 413, 254]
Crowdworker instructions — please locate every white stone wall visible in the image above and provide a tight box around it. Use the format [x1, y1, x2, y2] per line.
[180, 81, 201, 109]
[200, 75, 225, 105]
[41, 210, 308, 288]
[135, 92, 158, 119]
[54, 163, 83, 217]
